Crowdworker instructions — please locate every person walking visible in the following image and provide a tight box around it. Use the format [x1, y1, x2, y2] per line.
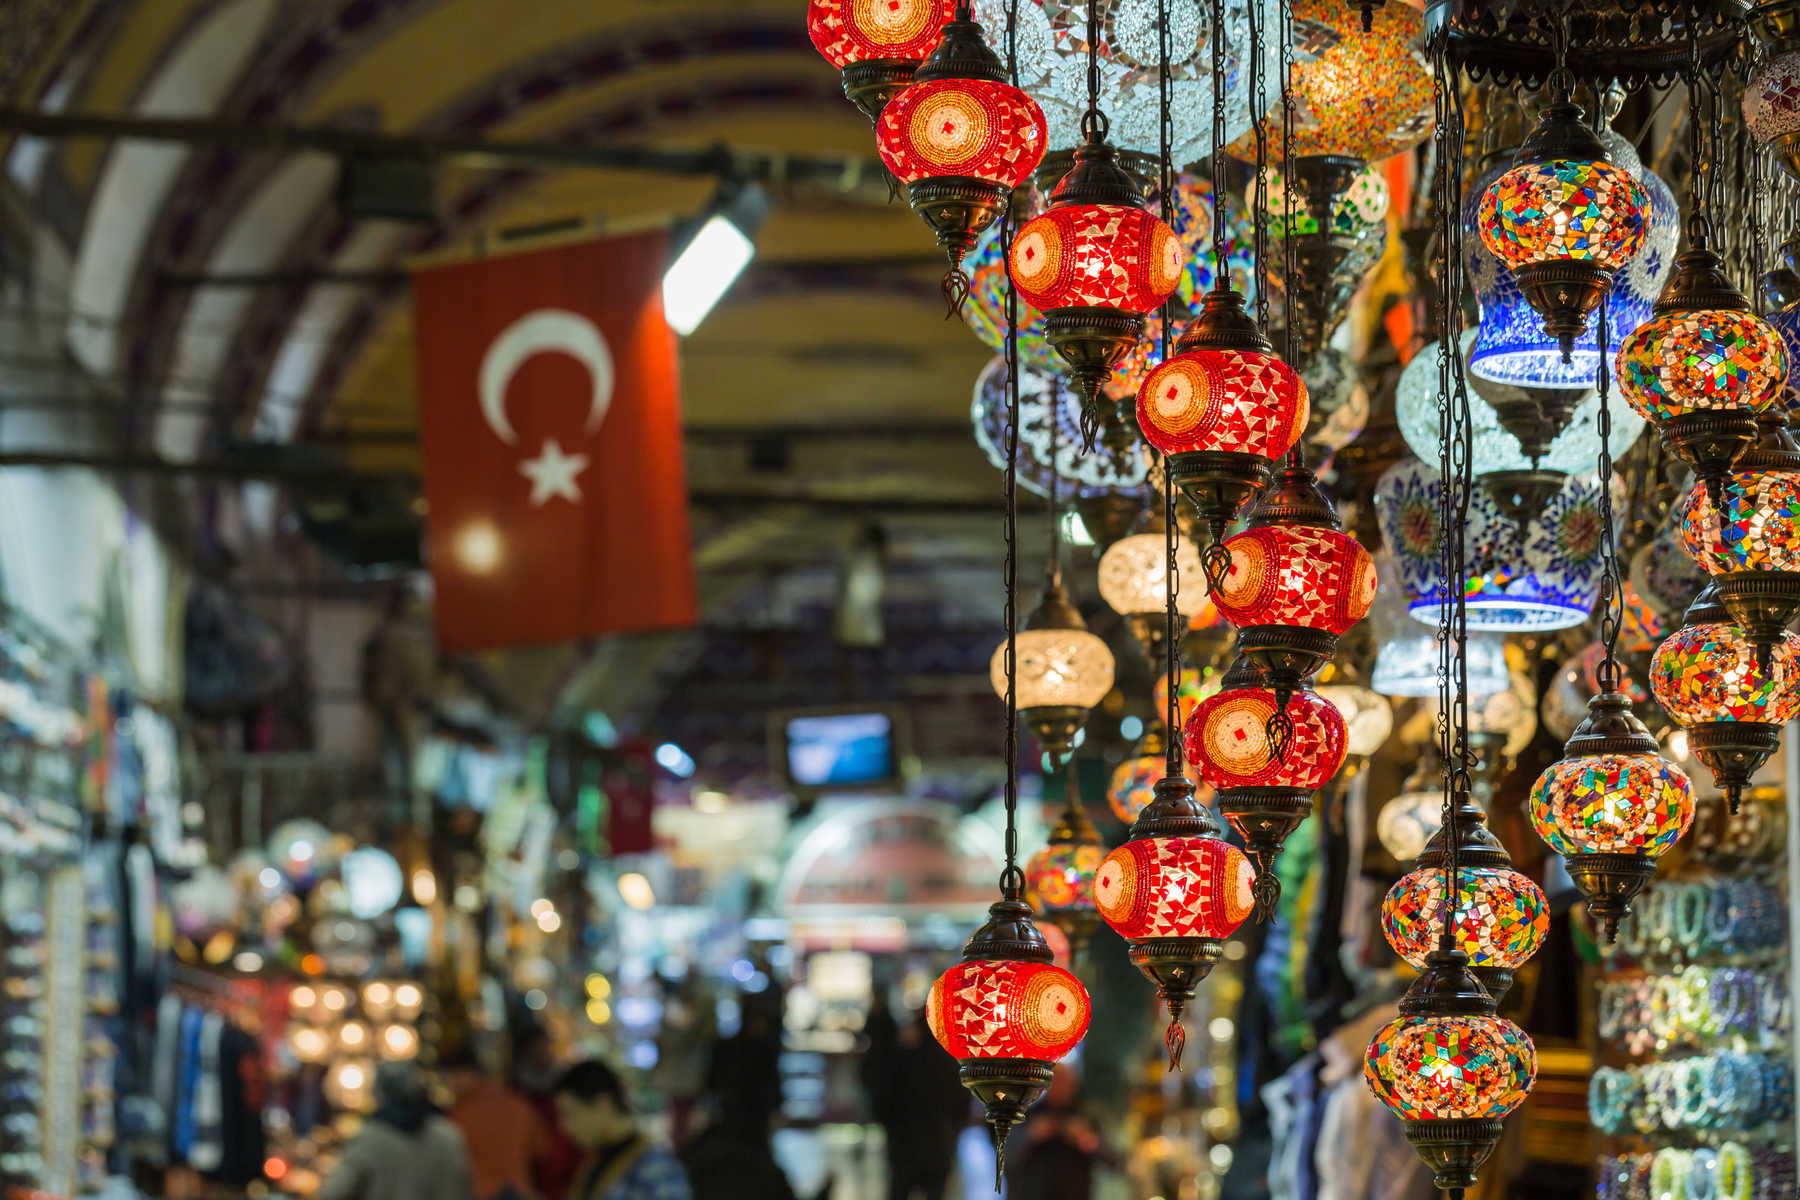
[554, 1060, 691, 1200]
[319, 1062, 475, 1200]
[445, 1049, 551, 1200]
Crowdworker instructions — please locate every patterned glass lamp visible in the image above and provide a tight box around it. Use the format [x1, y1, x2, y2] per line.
[1376, 752, 1446, 863]
[1677, 414, 1800, 670]
[1465, 129, 1678, 391]
[1744, 0, 1800, 185]
[989, 566, 1115, 763]
[1098, 775, 1255, 1069]
[1097, 506, 1209, 663]
[1528, 691, 1695, 939]
[1024, 794, 1107, 958]
[1108, 718, 1213, 823]
[877, 5, 1047, 307]
[1381, 787, 1549, 1003]
[808, 0, 958, 122]
[1185, 656, 1347, 919]
[1650, 583, 1800, 813]
[970, 355, 1149, 502]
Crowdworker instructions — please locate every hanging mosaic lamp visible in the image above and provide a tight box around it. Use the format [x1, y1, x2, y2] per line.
[1210, 459, 1376, 759]
[1364, 949, 1538, 1197]
[1375, 752, 1446, 864]
[1649, 583, 1800, 814]
[1096, 774, 1255, 1070]
[1010, 126, 1182, 446]
[989, 569, 1115, 761]
[1465, 123, 1679, 391]
[1314, 679, 1394, 759]
[1184, 656, 1347, 919]
[1023, 798, 1107, 959]
[1617, 244, 1789, 509]
[877, 4, 1047, 310]
[1677, 413, 1800, 670]
[1477, 94, 1649, 363]
[808, 0, 958, 122]
[1381, 787, 1549, 1003]
[1527, 691, 1695, 939]
[929, 900, 1091, 1184]
[1097, 506, 1209, 663]
[1280, 0, 1435, 163]
[1743, 0, 1800, 183]
[970, 355, 1150, 503]
[1108, 718, 1214, 823]
[1250, 155, 1391, 358]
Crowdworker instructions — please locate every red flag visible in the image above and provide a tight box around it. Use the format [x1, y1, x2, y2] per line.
[412, 232, 697, 653]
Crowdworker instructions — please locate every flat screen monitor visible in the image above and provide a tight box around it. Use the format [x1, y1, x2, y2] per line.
[781, 711, 898, 790]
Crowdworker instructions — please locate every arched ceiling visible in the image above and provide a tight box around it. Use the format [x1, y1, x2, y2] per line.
[13, 0, 1001, 522]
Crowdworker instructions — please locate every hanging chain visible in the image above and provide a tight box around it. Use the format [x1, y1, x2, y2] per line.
[999, 0, 1024, 903]
[1753, 115, 1771, 313]
[1280, 0, 1297, 366]
[1248, 0, 1270, 333]
[1211, 0, 1229, 283]
[1594, 294, 1625, 695]
[1048, 378, 1062, 585]
[1160, 0, 1183, 779]
[1081, 1, 1109, 141]
[1683, 25, 1713, 251]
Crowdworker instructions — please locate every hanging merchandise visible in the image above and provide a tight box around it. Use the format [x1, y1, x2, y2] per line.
[1744, 3, 1800, 182]
[1023, 783, 1106, 958]
[808, 0, 960, 122]
[1097, 504, 1208, 662]
[877, 3, 1048, 311]
[1677, 414, 1800, 671]
[1185, 655, 1347, 919]
[1650, 583, 1800, 814]
[1107, 716, 1213, 823]
[1007, 2, 1182, 449]
[1376, 750, 1447, 863]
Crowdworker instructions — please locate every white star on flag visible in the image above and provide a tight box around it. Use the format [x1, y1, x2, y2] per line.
[519, 438, 590, 506]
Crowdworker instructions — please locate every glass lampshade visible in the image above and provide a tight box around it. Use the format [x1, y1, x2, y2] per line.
[928, 958, 1091, 1061]
[1315, 684, 1394, 758]
[1477, 159, 1648, 273]
[1617, 309, 1788, 424]
[1108, 751, 1213, 823]
[1396, 330, 1645, 475]
[807, 0, 954, 67]
[990, 626, 1116, 710]
[1212, 523, 1377, 635]
[1364, 1013, 1538, 1121]
[1376, 781, 1443, 863]
[1382, 865, 1549, 971]
[1097, 530, 1209, 617]
[1010, 203, 1183, 315]
[1024, 841, 1105, 916]
[1251, 162, 1390, 240]
[1136, 343, 1311, 460]
[1527, 752, 1694, 857]
[1650, 622, 1800, 725]
[1745, 50, 1800, 151]
[1678, 469, 1800, 575]
[969, 0, 1279, 163]
[877, 77, 1047, 188]
[1279, 0, 1434, 162]
[1377, 458, 1604, 632]
[1095, 835, 1256, 940]
[971, 355, 1150, 498]
[1185, 684, 1347, 790]
[1465, 141, 1677, 389]
[1366, 551, 1513, 699]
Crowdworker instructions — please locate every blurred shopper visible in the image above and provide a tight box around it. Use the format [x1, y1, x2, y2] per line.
[657, 993, 709, 1146]
[554, 1060, 692, 1200]
[678, 1098, 800, 1200]
[866, 1012, 965, 1200]
[445, 1049, 551, 1200]
[516, 1027, 583, 1200]
[704, 1006, 783, 1139]
[320, 1062, 475, 1200]
[1004, 1067, 1110, 1200]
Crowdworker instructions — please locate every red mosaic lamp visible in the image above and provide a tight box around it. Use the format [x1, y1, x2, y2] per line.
[876, 4, 1046, 311]
[1649, 583, 1800, 814]
[1527, 691, 1695, 939]
[928, 901, 1091, 1183]
[807, 0, 957, 123]
[1677, 414, 1800, 670]
[1476, 85, 1648, 363]
[1184, 655, 1347, 920]
[1135, 288, 1311, 588]
[1096, 774, 1254, 1070]
[1209, 460, 1377, 760]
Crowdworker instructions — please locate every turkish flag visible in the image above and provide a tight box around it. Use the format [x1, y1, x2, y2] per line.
[413, 232, 697, 653]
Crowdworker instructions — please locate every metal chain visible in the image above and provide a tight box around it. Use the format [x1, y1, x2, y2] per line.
[1280, 0, 1297, 366]
[1000, 0, 1024, 902]
[1249, 0, 1270, 333]
[1081, 1, 1109, 141]
[1211, 0, 1228, 281]
[1594, 293, 1625, 695]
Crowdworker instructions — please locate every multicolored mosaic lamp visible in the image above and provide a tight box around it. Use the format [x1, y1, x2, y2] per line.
[1476, 93, 1649, 364]
[807, 0, 958, 122]
[1617, 244, 1790, 509]
[877, 5, 1047, 309]
[1135, 287, 1311, 579]
[1465, 126, 1678, 391]
[1211, 462, 1375, 761]
[1280, 0, 1434, 163]
[1381, 786, 1549, 1003]
[1108, 718, 1214, 823]
[1096, 774, 1255, 1069]
[1184, 657, 1347, 919]
[1650, 583, 1800, 813]
[1010, 135, 1181, 445]
[929, 902, 1091, 1183]
[1364, 949, 1538, 1197]
[1677, 414, 1800, 670]
[1023, 793, 1107, 958]
[1527, 691, 1695, 939]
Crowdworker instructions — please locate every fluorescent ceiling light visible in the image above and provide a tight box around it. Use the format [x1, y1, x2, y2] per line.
[663, 214, 754, 336]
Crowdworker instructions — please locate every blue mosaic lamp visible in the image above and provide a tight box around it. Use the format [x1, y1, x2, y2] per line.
[971, 355, 1148, 501]
[1376, 458, 1604, 633]
[1465, 133, 1678, 391]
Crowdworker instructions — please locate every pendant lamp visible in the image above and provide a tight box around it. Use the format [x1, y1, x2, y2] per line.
[808, 0, 959, 122]
[1650, 583, 1800, 814]
[1024, 792, 1106, 959]
[877, 4, 1048, 310]
[1097, 505, 1209, 663]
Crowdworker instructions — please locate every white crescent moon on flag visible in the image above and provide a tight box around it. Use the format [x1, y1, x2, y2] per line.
[476, 308, 614, 446]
